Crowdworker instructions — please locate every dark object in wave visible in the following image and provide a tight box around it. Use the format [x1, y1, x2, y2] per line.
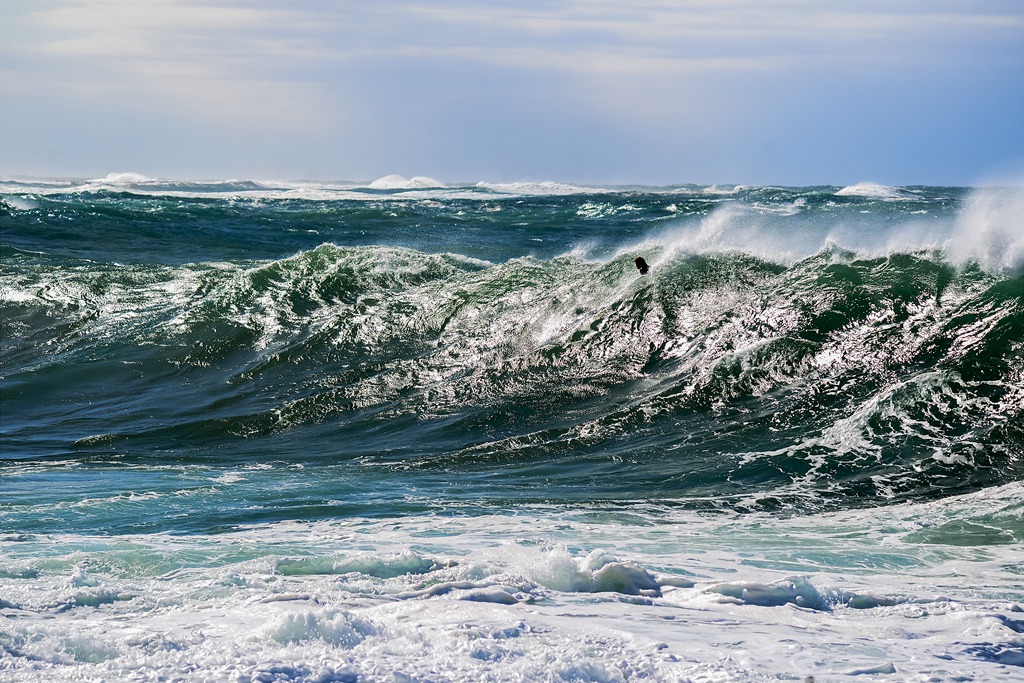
[635, 256, 649, 274]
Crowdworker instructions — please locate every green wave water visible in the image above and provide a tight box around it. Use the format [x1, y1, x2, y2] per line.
[2, 180, 1022, 533]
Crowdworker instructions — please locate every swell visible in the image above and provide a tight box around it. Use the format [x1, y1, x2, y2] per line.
[0, 184, 971, 267]
[2, 242, 1021, 512]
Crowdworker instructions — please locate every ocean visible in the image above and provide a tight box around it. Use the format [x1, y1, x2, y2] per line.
[1, 173, 1022, 682]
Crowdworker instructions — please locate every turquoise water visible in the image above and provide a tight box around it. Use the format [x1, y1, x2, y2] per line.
[1, 175, 1022, 681]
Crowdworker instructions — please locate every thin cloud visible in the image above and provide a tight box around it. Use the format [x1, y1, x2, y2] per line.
[400, 0, 1024, 61]
[19, 0, 330, 124]
[396, 44, 785, 76]
[13, 0, 1023, 121]
[1, 0, 1021, 181]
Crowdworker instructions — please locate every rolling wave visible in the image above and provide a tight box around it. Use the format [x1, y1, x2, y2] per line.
[3, 240, 1021, 512]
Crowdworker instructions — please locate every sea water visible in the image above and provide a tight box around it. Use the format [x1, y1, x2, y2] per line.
[1, 174, 1022, 681]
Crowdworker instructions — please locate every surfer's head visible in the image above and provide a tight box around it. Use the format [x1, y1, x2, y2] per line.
[634, 256, 649, 275]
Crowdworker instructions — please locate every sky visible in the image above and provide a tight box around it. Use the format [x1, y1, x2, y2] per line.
[1, 0, 1023, 185]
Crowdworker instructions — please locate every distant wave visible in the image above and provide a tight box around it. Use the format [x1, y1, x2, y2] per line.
[835, 182, 913, 200]
[368, 174, 446, 190]
[0, 174, 964, 204]
[474, 180, 604, 195]
[93, 171, 157, 185]
[60, 173, 274, 196]
[0, 174, 609, 200]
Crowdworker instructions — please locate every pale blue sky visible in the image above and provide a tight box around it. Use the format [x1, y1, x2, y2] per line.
[2, 0, 1022, 185]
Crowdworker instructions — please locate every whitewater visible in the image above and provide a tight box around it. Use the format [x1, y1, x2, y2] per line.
[1, 174, 1022, 682]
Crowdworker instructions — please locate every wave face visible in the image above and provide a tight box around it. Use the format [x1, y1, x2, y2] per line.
[1, 180, 1022, 532]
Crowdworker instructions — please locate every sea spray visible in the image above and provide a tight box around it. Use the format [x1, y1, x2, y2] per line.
[947, 182, 1024, 272]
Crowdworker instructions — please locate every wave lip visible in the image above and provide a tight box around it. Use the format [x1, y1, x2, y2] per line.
[0, 196, 38, 211]
[474, 180, 604, 196]
[91, 171, 156, 185]
[945, 183, 1024, 273]
[834, 182, 915, 200]
[368, 174, 446, 190]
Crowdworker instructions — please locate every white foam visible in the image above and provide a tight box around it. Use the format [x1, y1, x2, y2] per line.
[368, 174, 445, 190]
[625, 182, 1020, 274]
[702, 184, 747, 195]
[0, 286, 38, 303]
[647, 202, 823, 265]
[475, 180, 603, 195]
[1, 196, 38, 211]
[835, 181, 912, 200]
[945, 182, 1024, 272]
[1, 175, 468, 201]
[707, 575, 829, 609]
[752, 197, 807, 216]
[2, 483, 1020, 681]
[264, 610, 376, 646]
[511, 545, 664, 596]
[92, 171, 156, 185]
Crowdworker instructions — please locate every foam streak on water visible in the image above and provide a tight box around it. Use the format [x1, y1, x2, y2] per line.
[1, 177, 1023, 681]
[1, 485, 1022, 681]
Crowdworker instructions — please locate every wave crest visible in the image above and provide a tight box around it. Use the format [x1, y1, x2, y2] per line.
[368, 174, 445, 190]
[946, 183, 1024, 272]
[7, 242, 1020, 512]
[474, 180, 602, 195]
[835, 182, 912, 200]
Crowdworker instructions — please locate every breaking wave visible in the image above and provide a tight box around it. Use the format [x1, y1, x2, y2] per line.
[3, 237, 1021, 514]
